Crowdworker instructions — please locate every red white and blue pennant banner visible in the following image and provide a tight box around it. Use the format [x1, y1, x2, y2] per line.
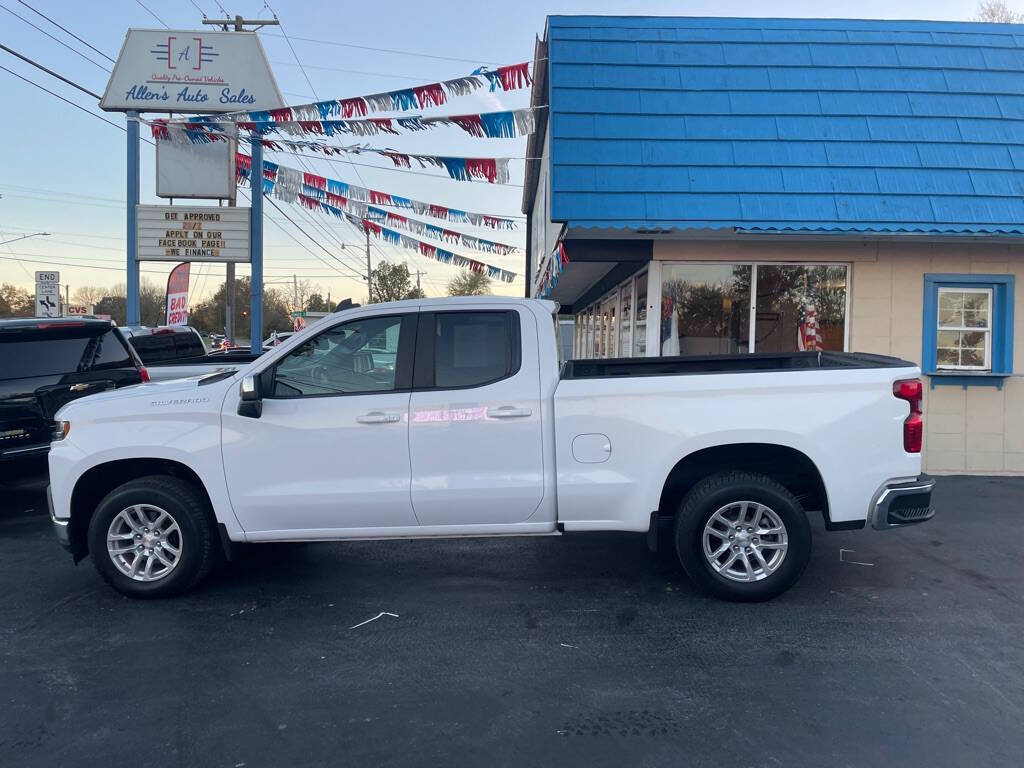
[235, 153, 518, 229]
[180, 62, 532, 124]
[154, 108, 535, 141]
[355, 215, 517, 283]
[537, 242, 569, 298]
[236, 157, 521, 280]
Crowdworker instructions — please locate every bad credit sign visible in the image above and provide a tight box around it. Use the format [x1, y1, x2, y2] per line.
[100, 29, 284, 113]
[165, 262, 191, 326]
[137, 205, 250, 263]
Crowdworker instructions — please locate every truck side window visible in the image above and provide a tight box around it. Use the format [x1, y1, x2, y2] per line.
[433, 311, 519, 388]
[271, 315, 403, 397]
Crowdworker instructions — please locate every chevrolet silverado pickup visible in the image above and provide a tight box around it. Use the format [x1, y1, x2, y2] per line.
[46, 297, 935, 601]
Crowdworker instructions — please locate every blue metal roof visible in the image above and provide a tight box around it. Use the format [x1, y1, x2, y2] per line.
[546, 16, 1024, 235]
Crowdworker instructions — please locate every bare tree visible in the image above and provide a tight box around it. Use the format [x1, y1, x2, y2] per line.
[977, 1, 1024, 21]
[71, 285, 106, 307]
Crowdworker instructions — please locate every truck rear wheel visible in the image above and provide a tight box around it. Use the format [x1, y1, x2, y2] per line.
[674, 471, 811, 602]
[87, 475, 216, 598]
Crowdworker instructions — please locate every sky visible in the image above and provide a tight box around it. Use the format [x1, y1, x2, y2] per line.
[0, 0, 995, 310]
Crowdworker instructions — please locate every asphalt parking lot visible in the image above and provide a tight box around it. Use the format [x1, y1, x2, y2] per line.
[1, 473, 1022, 767]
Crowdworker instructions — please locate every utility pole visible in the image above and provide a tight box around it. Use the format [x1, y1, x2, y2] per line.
[365, 228, 373, 304]
[201, 15, 279, 353]
[413, 270, 426, 292]
[293, 273, 299, 311]
[202, 15, 280, 32]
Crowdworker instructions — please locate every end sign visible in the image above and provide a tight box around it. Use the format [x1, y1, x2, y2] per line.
[35, 270, 60, 318]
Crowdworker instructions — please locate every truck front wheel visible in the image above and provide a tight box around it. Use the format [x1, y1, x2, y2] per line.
[87, 475, 216, 598]
[674, 471, 811, 602]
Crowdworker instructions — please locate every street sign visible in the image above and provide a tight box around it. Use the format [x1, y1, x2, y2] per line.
[65, 305, 91, 316]
[35, 271, 59, 284]
[100, 29, 284, 114]
[35, 283, 60, 318]
[136, 205, 250, 262]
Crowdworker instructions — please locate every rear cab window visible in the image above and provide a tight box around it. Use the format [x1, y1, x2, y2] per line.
[129, 330, 205, 364]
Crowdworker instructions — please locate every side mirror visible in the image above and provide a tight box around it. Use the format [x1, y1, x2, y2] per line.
[237, 374, 263, 419]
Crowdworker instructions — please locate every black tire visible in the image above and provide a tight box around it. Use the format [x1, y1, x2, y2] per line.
[87, 475, 216, 598]
[674, 471, 811, 602]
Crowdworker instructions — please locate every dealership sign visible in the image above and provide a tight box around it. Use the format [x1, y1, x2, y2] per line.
[137, 205, 250, 263]
[165, 262, 191, 326]
[100, 29, 284, 113]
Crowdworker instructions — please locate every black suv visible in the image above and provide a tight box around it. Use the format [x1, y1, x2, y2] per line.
[0, 318, 146, 472]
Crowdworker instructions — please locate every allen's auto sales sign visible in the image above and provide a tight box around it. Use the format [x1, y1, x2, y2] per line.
[100, 29, 283, 113]
[165, 262, 191, 326]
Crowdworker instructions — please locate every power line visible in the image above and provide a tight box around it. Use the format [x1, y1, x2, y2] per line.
[134, 0, 168, 28]
[260, 31, 501, 66]
[239, 187, 364, 281]
[0, 64, 123, 132]
[187, 0, 209, 19]
[263, 2, 319, 101]
[270, 61, 427, 82]
[0, 42, 103, 99]
[0, 1, 111, 72]
[14, 0, 117, 63]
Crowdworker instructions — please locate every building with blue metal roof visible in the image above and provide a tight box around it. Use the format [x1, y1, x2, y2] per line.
[523, 16, 1024, 474]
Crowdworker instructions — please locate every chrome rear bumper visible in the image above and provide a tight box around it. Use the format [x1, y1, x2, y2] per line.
[871, 474, 936, 530]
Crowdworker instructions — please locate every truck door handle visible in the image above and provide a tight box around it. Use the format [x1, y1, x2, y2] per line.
[356, 411, 402, 424]
[487, 406, 532, 419]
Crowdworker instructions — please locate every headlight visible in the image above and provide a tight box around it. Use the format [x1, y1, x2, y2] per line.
[52, 421, 71, 441]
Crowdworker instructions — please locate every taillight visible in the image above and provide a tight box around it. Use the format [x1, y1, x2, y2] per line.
[139, 366, 151, 383]
[893, 378, 923, 453]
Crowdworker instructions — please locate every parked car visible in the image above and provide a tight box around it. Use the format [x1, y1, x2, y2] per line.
[120, 325, 260, 382]
[120, 325, 206, 363]
[0, 318, 146, 472]
[47, 297, 934, 601]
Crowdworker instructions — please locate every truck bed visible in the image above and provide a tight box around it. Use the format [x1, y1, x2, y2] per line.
[561, 351, 914, 379]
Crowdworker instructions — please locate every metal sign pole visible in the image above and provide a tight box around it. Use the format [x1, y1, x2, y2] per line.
[249, 132, 263, 354]
[126, 110, 141, 325]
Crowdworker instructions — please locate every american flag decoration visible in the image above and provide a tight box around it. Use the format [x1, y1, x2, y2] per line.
[797, 305, 823, 351]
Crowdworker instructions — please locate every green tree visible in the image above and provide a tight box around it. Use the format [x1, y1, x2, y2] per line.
[189, 277, 292, 339]
[369, 262, 421, 303]
[0, 283, 33, 317]
[447, 270, 492, 296]
[307, 292, 328, 312]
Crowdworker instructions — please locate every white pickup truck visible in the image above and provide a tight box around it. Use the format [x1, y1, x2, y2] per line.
[47, 297, 935, 601]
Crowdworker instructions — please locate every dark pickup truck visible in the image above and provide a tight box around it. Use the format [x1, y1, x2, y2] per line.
[0, 318, 145, 472]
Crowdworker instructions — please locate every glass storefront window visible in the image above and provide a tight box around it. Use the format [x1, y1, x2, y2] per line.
[660, 264, 751, 356]
[619, 279, 633, 358]
[754, 265, 848, 353]
[633, 272, 648, 357]
[602, 295, 616, 358]
[589, 307, 597, 358]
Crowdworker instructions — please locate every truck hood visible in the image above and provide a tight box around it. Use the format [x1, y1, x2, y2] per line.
[55, 373, 236, 420]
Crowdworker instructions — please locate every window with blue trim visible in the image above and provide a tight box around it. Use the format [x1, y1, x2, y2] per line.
[922, 274, 1014, 388]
